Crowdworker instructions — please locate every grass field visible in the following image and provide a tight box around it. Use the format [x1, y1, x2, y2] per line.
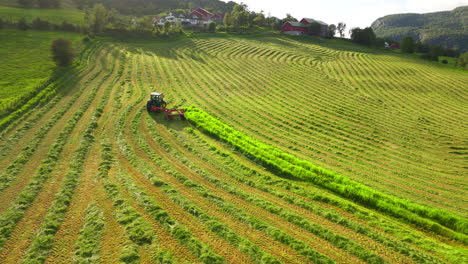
[0, 29, 83, 116]
[0, 6, 84, 24]
[0, 34, 467, 264]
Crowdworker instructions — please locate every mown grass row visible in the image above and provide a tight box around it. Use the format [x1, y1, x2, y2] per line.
[138, 116, 393, 264]
[73, 203, 105, 264]
[0, 47, 114, 250]
[185, 106, 467, 241]
[165, 38, 466, 212]
[176, 127, 452, 263]
[18, 54, 119, 263]
[129, 116, 337, 264]
[132, 117, 285, 264]
[113, 98, 226, 263]
[0, 58, 104, 193]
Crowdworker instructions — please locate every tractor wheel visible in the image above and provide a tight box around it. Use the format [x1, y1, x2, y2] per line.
[146, 102, 152, 112]
[180, 115, 186, 121]
[161, 102, 167, 109]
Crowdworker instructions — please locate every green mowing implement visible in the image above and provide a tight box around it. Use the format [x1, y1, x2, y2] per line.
[146, 92, 186, 120]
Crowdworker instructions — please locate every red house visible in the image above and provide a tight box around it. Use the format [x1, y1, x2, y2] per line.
[281, 21, 308, 35]
[190, 8, 224, 24]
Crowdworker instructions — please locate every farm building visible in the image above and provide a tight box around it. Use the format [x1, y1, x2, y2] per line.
[300, 18, 328, 37]
[190, 8, 224, 24]
[281, 21, 308, 35]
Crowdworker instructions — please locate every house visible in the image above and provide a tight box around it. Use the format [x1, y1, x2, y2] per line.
[281, 21, 308, 35]
[300, 18, 328, 37]
[190, 7, 224, 25]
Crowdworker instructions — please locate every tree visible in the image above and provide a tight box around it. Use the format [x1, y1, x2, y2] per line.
[223, 13, 232, 26]
[283, 13, 297, 22]
[163, 20, 170, 33]
[327, 24, 336, 38]
[17, 17, 29, 30]
[18, 0, 34, 8]
[88, 4, 109, 33]
[0, 18, 4, 29]
[253, 12, 265, 26]
[208, 21, 216, 33]
[456, 52, 468, 69]
[337, 22, 346, 38]
[51, 38, 74, 66]
[350, 27, 376, 46]
[400, 36, 415, 53]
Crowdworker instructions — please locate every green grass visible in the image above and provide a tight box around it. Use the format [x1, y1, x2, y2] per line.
[0, 6, 84, 24]
[0, 29, 83, 112]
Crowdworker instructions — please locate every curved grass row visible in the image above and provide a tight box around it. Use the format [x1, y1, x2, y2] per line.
[185, 106, 467, 241]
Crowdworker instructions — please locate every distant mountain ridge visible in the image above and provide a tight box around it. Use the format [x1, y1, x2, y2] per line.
[371, 6, 468, 52]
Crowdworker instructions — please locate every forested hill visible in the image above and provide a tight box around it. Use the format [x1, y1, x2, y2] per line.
[75, 0, 237, 15]
[371, 6, 468, 51]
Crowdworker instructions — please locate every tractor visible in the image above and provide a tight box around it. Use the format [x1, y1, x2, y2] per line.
[146, 92, 185, 120]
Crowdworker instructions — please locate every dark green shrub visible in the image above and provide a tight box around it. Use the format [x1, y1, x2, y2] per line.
[17, 17, 29, 30]
[51, 38, 74, 66]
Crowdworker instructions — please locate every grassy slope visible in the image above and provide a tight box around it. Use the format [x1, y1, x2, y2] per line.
[0, 34, 466, 264]
[0, 29, 83, 111]
[0, 6, 84, 24]
[120, 34, 468, 216]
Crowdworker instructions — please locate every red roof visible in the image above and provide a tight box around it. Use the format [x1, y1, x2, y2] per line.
[191, 8, 213, 18]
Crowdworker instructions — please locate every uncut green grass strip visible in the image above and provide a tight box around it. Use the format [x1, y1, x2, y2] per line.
[0, 52, 114, 249]
[127, 121, 335, 264]
[175, 47, 464, 205]
[19, 55, 119, 263]
[73, 203, 105, 264]
[175, 39, 460, 194]
[178, 128, 447, 264]
[155, 40, 462, 209]
[185, 107, 468, 240]
[131, 118, 289, 264]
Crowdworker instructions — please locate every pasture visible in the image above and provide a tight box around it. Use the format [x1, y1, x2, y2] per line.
[0, 29, 82, 118]
[0, 6, 84, 24]
[0, 34, 466, 264]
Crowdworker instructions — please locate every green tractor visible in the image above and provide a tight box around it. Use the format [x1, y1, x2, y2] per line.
[146, 92, 185, 120]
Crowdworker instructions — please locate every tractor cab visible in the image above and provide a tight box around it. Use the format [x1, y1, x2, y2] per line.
[147, 92, 167, 112]
[150, 92, 164, 103]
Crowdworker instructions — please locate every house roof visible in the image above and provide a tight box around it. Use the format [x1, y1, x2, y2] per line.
[285, 21, 307, 27]
[191, 8, 214, 17]
[302, 18, 328, 26]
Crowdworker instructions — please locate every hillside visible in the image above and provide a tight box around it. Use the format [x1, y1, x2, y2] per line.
[0, 34, 466, 264]
[371, 6, 468, 51]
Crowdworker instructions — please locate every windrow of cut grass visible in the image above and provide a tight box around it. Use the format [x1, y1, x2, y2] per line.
[184, 106, 467, 242]
[176, 126, 456, 263]
[145, 36, 466, 215]
[0, 44, 114, 250]
[73, 203, 105, 264]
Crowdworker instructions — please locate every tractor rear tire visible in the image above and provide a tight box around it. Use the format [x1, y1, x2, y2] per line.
[146, 102, 152, 112]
